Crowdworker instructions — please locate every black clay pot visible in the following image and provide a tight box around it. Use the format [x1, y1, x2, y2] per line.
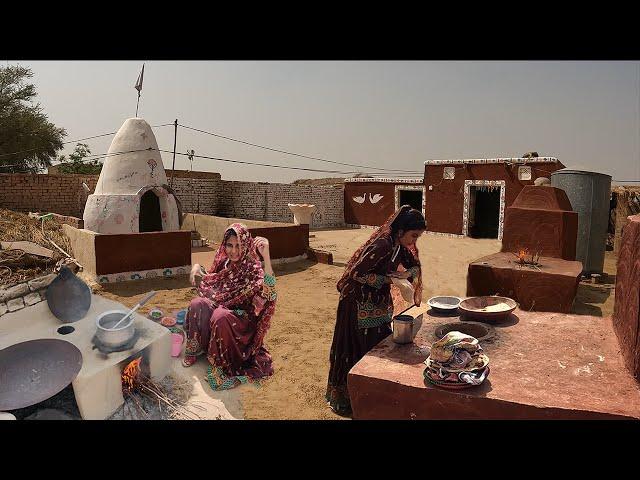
[46, 267, 92, 323]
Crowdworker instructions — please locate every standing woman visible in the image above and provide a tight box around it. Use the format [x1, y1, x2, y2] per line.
[326, 206, 426, 415]
[184, 223, 277, 390]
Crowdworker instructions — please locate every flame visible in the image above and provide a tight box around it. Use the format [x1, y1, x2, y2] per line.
[517, 249, 528, 262]
[122, 357, 142, 393]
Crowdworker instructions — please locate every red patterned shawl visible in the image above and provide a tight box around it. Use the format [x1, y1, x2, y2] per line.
[198, 223, 276, 355]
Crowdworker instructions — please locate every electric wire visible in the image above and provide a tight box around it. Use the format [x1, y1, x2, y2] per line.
[0, 123, 174, 159]
[177, 123, 422, 174]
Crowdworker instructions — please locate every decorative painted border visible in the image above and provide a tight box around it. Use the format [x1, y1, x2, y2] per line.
[270, 254, 308, 265]
[96, 265, 191, 284]
[394, 184, 427, 218]
[347, 224, 466, 238]
[344, 178, 423, 184]
[462, 180, 506, 240]
[424, 157, 558, 165]
[425, 231, 465, 238]
[345, 223, 379, 229]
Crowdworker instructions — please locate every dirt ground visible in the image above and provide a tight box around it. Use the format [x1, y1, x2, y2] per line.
[95, 229, 618, 420]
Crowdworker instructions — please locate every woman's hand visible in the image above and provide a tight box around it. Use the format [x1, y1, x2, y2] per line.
[388, 270, 411, 280]
[254, 237, 271, 260]
[190, 263, 203, 286]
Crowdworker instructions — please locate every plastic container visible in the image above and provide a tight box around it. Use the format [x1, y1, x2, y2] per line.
[171, 333, 184, 357]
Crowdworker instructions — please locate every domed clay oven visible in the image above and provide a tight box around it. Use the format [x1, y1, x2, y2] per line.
[84, 118, 180, 234]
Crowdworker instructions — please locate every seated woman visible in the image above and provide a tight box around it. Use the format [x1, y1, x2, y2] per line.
[184, 223, 277, 390]
[326, 205, 425, 416]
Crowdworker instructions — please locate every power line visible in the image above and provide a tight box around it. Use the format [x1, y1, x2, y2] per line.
[158, 149, 363, 175]
[177, 123, 422, 174]
[0, 123, 174, 159]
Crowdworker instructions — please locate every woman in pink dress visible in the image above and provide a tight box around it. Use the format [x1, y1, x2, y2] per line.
[183, 223, 277, 390]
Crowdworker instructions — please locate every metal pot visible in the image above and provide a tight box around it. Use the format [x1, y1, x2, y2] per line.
[392, 315, 414, 344]
[95, 310, 135, 349]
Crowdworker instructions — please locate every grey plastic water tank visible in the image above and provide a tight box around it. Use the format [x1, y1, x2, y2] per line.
[551, 168, 612, 273]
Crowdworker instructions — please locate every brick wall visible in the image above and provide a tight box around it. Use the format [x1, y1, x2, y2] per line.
[217, 181, 345, 228]
[1, 172, 345, 228]
[0, 174, 98, 218]
[170, 176, 219, 215]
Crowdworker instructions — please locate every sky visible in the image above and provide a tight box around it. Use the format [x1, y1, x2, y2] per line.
[6, 60, 640, 184]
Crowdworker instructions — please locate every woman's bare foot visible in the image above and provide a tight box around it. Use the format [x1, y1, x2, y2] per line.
[182, 355, 197, 367]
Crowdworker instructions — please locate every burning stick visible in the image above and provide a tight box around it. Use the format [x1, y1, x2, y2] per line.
[120, 357, 204, 420]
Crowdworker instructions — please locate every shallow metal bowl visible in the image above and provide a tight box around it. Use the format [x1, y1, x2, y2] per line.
[458, 296, 517, 323]
[427, 296, 461, 312]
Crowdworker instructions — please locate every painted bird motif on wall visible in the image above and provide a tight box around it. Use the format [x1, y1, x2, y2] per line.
[369, 193, 384, 204]
[353, 195, 366, 204]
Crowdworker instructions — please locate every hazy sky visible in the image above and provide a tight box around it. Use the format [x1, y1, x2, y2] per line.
[6, 61, 640, 184]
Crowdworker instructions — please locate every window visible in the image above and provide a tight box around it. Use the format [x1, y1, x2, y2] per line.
[518, 166, 532, 181]
[443, 167, 455, 179]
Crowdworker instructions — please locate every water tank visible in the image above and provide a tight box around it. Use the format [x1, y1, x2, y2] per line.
[551, 168, 612, 273]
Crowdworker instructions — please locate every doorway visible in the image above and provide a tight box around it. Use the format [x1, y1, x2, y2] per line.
[139, 190, 163, 232]
[468, 186, 500, 239]
[398, 189, 423, 212]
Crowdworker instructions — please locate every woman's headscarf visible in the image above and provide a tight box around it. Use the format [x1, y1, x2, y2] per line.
[337, 205, 423, 306]
[198, 223, 275, 355]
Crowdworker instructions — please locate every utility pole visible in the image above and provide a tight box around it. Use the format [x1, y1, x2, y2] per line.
[170, 119, 177, 188]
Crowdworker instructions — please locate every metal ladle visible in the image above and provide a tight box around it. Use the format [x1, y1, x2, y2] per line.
[111, 291, 157, 329]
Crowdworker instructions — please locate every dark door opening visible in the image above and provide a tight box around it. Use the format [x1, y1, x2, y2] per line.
[398, 189, 423, 212]
[468, 186, 500, 239]
[139, 190, 163, 232]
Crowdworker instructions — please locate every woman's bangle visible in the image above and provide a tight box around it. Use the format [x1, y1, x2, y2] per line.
[264, 272, 276, 286]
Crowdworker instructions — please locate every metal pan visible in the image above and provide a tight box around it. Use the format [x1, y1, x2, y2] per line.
[0, 339, 83, 411]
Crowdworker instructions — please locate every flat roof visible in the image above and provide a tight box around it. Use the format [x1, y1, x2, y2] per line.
[424, 157, 558, 165]
[344, 178, 424, 184]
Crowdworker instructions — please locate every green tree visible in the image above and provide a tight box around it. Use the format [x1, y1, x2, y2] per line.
[56, 142, 103, 174]
[0, 65, 66, 173]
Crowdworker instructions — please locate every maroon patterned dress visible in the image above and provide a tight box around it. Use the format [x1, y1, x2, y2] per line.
[183, 223, 277, 390]
[326, 235, 420, 415]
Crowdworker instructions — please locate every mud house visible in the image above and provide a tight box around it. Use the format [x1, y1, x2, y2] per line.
[344, 177, 425, 227]
[423, 157, 566, 240]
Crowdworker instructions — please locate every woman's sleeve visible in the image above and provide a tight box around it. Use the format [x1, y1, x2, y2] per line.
[351, 240, 390, 290]
[260, 272, 277, 302]
[399, 247, 421, 281]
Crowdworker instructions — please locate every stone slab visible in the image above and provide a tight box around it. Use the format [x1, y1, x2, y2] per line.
[6, 297, 25, 312]
[23, 291, 42, 306]
[0, 294, 170, 420]
[28, 274, 57, 292]
[0, 283, 30, 303]
[348, 308, 640, 420]
[0, 303, 7, 317]
[467, 252, 582, 313]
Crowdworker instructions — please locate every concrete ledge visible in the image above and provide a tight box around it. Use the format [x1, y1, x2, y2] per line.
[348, 309, 640, 420]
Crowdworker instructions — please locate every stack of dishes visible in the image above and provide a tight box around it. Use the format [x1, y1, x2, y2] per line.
[423, 331, 490, 389]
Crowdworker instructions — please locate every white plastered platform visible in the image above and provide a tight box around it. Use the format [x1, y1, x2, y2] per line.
[0, 295, 170, 420]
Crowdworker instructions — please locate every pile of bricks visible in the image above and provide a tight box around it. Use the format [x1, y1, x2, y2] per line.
[0, 273, 57, 317]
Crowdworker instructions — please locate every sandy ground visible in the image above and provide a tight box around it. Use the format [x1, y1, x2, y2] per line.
[95, 229, 617, 420]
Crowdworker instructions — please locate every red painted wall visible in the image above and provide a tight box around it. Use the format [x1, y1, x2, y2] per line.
[423, 161, 565, 235]
[94, 231, 191, 275]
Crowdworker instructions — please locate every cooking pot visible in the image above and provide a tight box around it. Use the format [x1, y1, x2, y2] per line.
[392, 315, 414, 344]
[95, 310, 136, 349]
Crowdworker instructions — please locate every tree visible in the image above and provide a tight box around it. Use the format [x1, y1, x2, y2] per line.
[56, 142, 103, 174]
[0, 65, 66, 173]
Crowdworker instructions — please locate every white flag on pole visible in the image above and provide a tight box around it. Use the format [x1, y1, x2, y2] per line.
[135, 64, 145, 93]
